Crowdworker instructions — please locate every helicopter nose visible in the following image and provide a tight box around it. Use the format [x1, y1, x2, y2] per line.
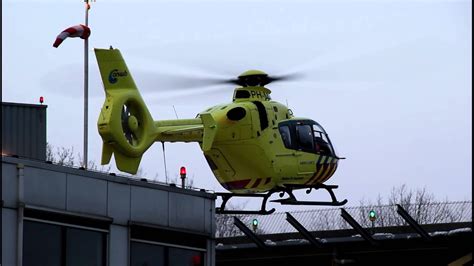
[307, 156, 338, 185]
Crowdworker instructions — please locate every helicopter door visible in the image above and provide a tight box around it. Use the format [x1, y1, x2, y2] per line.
[295, 124, 317, 174]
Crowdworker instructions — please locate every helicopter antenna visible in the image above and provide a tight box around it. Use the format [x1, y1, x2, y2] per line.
[286, 99, 289, 108]
[161, 142, 169, 183]
[172, 105, 179, 119]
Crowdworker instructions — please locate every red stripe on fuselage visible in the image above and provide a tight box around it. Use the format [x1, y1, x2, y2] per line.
[222, 179, 252, 190]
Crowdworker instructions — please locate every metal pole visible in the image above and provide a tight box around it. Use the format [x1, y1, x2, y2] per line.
[83, 1, 89, 169]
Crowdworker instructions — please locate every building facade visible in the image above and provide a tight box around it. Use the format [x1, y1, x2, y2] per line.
[2, 102, 216, 266]
[2, 156, 216, 266]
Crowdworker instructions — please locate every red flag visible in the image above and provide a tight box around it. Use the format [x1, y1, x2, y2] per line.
[53, 24, 91, 48]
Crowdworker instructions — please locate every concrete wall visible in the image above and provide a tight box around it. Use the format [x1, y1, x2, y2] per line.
[2, 156, 216, 266]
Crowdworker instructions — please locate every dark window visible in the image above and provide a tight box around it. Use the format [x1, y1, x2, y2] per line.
[296, 124, 314, 151]
[169, 247, 203, 266]
[66, 228, 105, 266]
[24, 221, 62, 266]
[130, 225, 206, 266]
[23, 220, 106, 266]
[131, 242, 165, 266]
[279, 125, 292, 148]
[131, 242, 204, 266]
[235, 90, 250, 99]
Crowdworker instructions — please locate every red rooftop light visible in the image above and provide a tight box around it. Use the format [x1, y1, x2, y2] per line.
[39, 96, 44, 104]
[180, 166, 186, 176]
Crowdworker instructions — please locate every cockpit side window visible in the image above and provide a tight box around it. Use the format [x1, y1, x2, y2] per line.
[313, 125, 334, 156]
[296, 124, 314, 151]
[279, 120, 337, 156]
[279, 125, 292, 148]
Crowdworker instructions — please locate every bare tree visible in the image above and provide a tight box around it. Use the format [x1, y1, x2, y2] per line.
[46, 142, 54, 162]
[167, 173, 195, 188]
[215, 201, 270, 237]
[216, 213, 243, 238]
[355, 184, 470, 227]
[46, 143, 116, 174]
[46, 143, 75, 166]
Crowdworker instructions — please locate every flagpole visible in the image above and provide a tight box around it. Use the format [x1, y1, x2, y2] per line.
[83, 0, 89, 169]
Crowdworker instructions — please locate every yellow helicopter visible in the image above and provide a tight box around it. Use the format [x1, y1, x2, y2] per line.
[95, 47, 347, 214]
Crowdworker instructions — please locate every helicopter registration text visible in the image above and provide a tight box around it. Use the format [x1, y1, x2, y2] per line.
[250, 90, 271, 100]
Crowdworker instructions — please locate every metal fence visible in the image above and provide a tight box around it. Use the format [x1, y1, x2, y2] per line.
[216, 201, 472, 237]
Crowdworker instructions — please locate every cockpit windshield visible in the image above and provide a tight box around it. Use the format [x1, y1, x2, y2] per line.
[278, 120, 336, 157]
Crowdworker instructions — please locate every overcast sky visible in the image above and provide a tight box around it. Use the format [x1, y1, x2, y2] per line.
[2, 0, 471, 211]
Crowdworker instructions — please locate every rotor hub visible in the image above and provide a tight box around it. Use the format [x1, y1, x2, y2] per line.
[127, 115, 138, 132]
[237, 70, 270, 87]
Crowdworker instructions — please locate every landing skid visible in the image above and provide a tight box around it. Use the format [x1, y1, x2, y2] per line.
[215, 192, 277, 215]
[215, 183, 348, 215]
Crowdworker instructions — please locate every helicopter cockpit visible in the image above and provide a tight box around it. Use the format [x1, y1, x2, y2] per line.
[279, 119, 337, 157]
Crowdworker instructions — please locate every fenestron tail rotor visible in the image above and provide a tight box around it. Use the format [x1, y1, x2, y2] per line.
[121, 104, 141, 146]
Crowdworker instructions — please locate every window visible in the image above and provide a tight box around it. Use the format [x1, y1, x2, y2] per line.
[66, 228, 105, 266]
[279, 120, 337, 156]
[234, 90, 250, 99]
[296, 124, 314, 151]
[131, 241, 204, 266]
[313, 125, 333, 155]
[169, 247, 203, 266]
[279, 125, 292, 148]
[23, 221, 62, 266]
[130, 225, 206, 266]
[131, 242, 165, 266]
[23, 221, 106, 266]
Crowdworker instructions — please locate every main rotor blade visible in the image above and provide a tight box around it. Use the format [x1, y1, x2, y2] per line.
[133, 70, 234, 91]
[267, 72, 305, 83]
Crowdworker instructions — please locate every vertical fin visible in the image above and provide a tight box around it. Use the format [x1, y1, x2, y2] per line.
[101, 142, 114, 165]
[201, 113, 217, 151]
[114, 151, 142, 174]
[95, 48, 138, 91]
